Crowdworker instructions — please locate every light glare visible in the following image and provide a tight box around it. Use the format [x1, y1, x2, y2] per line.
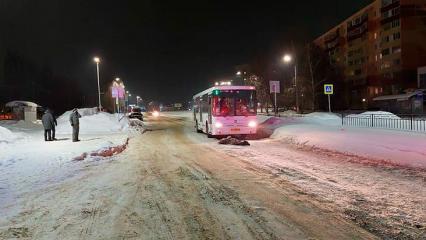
[283, 54, 292, 63]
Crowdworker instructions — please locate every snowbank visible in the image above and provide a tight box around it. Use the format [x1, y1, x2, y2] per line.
[270, 119, 426, 168]
[56, 108, 129, 134]
[0, 126, 16, 143]
[303, 112, 341, 126]
[0, 120, 42, 132]
[347, 111, 401, 119]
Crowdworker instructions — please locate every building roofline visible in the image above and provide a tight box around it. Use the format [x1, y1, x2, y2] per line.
[314, 1, 377, 42]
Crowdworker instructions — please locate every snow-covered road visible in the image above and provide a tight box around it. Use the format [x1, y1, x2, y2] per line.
[1, 111, 425, 239]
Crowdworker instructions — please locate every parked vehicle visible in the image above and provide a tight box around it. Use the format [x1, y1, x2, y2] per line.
[128, 107, 143, 121]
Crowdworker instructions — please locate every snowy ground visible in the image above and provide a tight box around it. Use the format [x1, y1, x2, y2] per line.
[0, 114, 376, 240]
[163, 110, 426, 238]
[1, 110, 425, 239]
[0, 108, 131, 219]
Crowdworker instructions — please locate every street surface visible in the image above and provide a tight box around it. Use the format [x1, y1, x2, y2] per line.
[1, 114, 425, 239]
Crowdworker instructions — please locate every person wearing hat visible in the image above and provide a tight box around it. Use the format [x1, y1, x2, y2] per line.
[69, 108, 82, 142]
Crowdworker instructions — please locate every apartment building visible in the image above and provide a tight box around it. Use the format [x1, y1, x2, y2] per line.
[314, 0, 426, 109]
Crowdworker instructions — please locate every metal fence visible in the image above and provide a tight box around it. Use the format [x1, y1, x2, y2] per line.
[342, 114, 426, 132]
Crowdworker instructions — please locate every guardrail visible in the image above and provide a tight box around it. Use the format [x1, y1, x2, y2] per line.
[342, 114, 426, 132]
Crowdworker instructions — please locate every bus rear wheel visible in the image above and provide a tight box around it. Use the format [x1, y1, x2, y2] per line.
[195, 120, 203, 133]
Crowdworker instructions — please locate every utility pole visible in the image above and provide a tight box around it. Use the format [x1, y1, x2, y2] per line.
[294, 64, 299, 113]
[94, 57, 102, 110]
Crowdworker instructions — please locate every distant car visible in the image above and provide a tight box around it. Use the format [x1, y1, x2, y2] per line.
[128, 107, 143, 121]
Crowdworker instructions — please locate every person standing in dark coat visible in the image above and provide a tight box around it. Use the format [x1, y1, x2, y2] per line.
[41, 109, 55, 141]
[49, 110, 58, 140]
[69, 108, 82, 142]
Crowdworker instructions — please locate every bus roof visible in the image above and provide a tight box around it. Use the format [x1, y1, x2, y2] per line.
[193, 85, 256, 99]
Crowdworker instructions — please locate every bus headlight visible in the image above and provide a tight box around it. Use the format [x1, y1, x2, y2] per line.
[248, 121, 257, 128]
[215, 122, 223, 128]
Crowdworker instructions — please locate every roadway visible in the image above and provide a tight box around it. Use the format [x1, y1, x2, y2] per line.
[0, 115, 378, 239]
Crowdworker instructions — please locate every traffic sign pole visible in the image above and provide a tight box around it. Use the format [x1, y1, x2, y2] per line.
[274, 91, 277, 116]
[270, 81, 280, 116]
[324, 84, 333, 113]
[328, 95, 331, 113]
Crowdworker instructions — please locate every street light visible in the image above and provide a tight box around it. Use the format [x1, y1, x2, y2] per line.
[283, 53, 299, 113]
[93, 57, 102, 109]
[283, 54, 292, 63]
[236, 71, 242, 76]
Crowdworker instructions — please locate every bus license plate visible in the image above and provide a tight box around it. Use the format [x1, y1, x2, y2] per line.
[231, 128, 240, 132]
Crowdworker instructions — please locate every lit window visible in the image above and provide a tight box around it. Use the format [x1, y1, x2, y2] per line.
[392, 46, 401, 53]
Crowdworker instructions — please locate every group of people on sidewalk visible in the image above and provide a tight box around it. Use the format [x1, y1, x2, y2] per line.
[41, 108, 81, 142]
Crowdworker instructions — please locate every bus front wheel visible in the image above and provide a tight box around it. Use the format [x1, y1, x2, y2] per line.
[206, 122, 213, 138]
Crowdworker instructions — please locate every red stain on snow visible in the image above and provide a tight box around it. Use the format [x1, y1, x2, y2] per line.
[73, 138, 129, 161]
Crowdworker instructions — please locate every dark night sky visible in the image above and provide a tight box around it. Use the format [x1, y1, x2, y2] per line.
[1, 0, 372, 104]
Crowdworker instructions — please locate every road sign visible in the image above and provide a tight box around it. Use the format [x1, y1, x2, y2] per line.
[324, 84, 333, 95]
[269, 81, 280, 93]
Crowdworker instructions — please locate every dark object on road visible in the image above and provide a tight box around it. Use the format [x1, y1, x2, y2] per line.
[128, 107, 143, 121]
[69, 108, 82, 142]
[42, 109, 56, 141]
[218, 136, 250, 146]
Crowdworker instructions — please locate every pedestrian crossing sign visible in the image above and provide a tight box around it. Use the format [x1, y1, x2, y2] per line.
[324, 84, 334, 95]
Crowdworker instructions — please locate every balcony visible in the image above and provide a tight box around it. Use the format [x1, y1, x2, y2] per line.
[381, 0, 400, 13]
[381, 3, 400, 25]
[347, 23, 368, 41]
[347, 15, 368, 32]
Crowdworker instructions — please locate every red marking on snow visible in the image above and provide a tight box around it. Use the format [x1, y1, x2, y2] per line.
[73, 138, 129, 161]
[73, 152, 88, 161]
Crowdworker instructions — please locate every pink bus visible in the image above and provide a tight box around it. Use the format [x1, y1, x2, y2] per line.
[193, 86, 257, 137]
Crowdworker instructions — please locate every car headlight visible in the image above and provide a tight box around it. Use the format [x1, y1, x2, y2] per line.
[152, 111, 160, 117]
[248, 121, 257, 128]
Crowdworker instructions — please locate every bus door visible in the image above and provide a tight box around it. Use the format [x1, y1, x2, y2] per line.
[199, 97, 203, 123]
[208, 95, 212, 124]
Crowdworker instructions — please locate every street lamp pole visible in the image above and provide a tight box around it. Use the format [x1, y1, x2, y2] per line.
[294, 64, 299, 113]
[283, 54, 299, 113]
[94, 57, 102, 110]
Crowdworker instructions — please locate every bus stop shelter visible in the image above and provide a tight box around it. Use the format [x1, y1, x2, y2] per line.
[5, 101, 40, 122]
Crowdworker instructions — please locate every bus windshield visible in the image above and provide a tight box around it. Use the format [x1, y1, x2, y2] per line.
[212, 90, 256, 117]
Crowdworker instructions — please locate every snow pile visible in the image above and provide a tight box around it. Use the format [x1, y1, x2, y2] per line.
[303, 112, 341, 126]
[264, 111, 426, 168]
[262, 117, 287, 126]
[0, 126, 17, 143]
[280, 110, 299, 117]
[347, 111, 400, 119]
[1, 120, 42, 132]
[56, 109, 129, 134]
[344, 111, 414, 129]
